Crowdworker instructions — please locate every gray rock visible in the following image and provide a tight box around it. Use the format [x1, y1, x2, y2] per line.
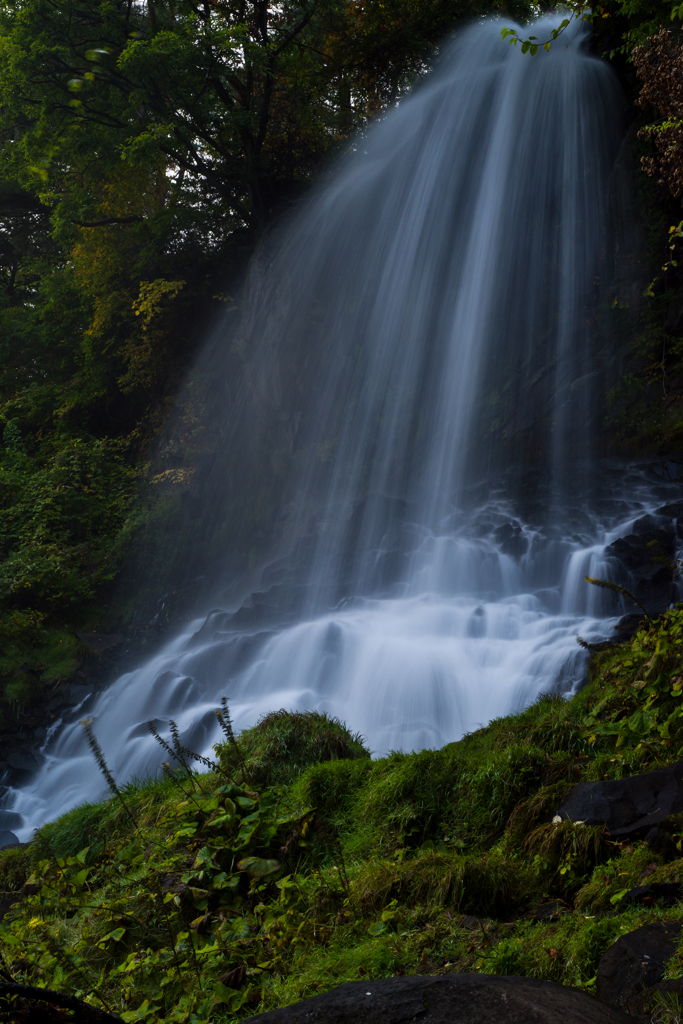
[603, 527, 675, 612]
[616, 883, 682, 912]
[597, 922, 681, 1021]
[0, 830, 19, 848]
[76, 632, 124, 654]
[6, 749, 37, 772]
[64, 684, 94, 705]
[242, 974, 634, 1024]
[0, 810, 22, 832]
[557, 760, 683, 836]
[657, 502, 683, 518]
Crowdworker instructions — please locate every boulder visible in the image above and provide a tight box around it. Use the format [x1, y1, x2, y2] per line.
[0, 830, 19, 848]
[657, 502, 683, 539]
[597, 922, 681, 1021]
[657, 502, 683, 519]
[616, 883, 682, 912]
[557, 760, 683, 836]
[5, 749, 38, 772]
[242, 974, 634, 1024]
[603, 527, 675, 612]
[493, 523, 528, 559]
[76, 632, 124, 655]
[0, 810, 22, 833]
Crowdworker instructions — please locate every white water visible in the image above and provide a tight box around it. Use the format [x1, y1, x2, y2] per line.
[3, 16, 667, 840]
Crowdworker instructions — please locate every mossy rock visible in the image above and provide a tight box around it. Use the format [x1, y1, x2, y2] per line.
[216, 709, 370, 790]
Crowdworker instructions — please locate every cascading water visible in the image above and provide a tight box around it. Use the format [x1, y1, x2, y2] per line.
[4, 15, 675, 841]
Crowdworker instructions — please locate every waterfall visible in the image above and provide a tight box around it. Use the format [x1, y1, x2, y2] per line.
[4, 15, 665, 840]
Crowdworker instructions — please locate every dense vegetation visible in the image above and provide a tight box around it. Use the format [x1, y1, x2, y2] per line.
[5, 607, 683, 1020]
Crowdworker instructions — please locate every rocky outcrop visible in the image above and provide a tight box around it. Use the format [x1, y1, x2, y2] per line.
[616, 882, 682, 911]
[603, 518, 675, 614]
[242, 975, 634, 1023]
[557, 760, 683, 836]
[596, 922, 682, 1021]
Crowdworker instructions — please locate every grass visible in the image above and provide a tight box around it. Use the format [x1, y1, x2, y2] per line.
[5, 614, 683, 1020]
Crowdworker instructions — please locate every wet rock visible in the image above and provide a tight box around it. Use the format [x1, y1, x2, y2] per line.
[616, 883, 682, 911]
[596, 922, 681, 1021]
[645, 826, 675, 858]
[557, 760, 683, 836]
[658, 502, 683, 539]
[76, 632, 125, 655]
[493, 523, 529, 559]
[657, 501, 683, 519]
[226, 584, 309, 629]
[631, 514, 671, 534]
[613, 612, 647, 639]
[64, 684, 94, 705]
[6, 749, 38, 772]
[0, 810, 22, 833]
[242, 974, 633, 1023]
[603, 527, 675, 613]
[652, 460, 683, 481]
[337, 493, 412, 593]
[523, 900, 571, 922]
[127, 718, 168, 741]
[0, 830, 19, 848]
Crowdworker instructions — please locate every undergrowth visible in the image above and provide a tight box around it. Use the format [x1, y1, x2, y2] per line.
[6, 610, 683, 1020]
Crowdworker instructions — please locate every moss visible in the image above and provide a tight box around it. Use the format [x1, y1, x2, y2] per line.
[31, 774, 177, 861]
[506, 782, 575, 845]
[649, 857, 683, 883]
[354, 850, 535, 919]
[574, 843, 663, 913]
[293, 741, 551, 860]
[217, 709, 370, 790]
[0, 846, 30, 896]
[290, 758, 373, 823]
[482, 911, 655, 988]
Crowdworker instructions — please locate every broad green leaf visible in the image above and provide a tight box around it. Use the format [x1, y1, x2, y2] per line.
[237, 857, 280, 878]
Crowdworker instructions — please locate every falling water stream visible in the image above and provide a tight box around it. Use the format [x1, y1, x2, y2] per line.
[4, 16, 677, 840]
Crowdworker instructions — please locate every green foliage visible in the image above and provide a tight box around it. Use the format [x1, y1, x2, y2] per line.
[354, 850, 533, 919]
[580, 604, 683, 756]
[574, 843, 659, 912]
[9, 607, 683, 1023]
[0, 436, 136, 607]
[1, 767, 323, 1022]
[216, 709, 370, 790]
[482, 912, 644, 988]
[0, 847, 30, 897]
[524, 820, 614, 895]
